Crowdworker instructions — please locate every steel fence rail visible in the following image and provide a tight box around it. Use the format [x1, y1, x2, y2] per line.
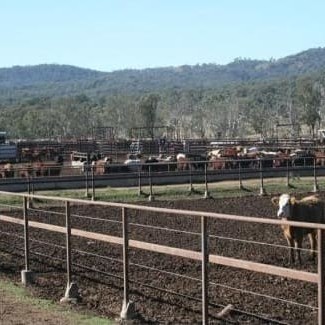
[0, 229, 314, 312]
[209, 280, 317, 310]
[29, 209, 317, 254]
[6, 239, 283, 325]
[27, 206, 122, 224]
[28, 207, 65, 217]
[130, 222, 316, 253]
[1, 190, 325, 230]
[0, 232, 301, 325]
[0, 213, 320, 284]
[209, 233, 317, 253]
[71, 213, 121, 224]
[0, 191, 324, 324]
[130, 261, 317, 310]
[2, 204, 314, 254]
[0, 203, 22, 210]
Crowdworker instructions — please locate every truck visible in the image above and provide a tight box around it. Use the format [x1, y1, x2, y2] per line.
[0, 132, 18, 162]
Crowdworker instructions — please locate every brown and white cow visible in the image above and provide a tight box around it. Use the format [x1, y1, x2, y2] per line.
[176, 153, 206, 171]
[271, 194, 324, 264]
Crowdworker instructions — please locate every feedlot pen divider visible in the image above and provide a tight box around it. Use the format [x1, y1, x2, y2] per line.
[0, 191, 325, 324]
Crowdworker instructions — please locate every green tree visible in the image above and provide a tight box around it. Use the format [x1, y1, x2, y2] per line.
[297, 78, 321, 137]
[138, 94, 160, 138]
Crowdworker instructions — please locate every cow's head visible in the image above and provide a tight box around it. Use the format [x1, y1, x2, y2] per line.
[271, 194, 295, 219]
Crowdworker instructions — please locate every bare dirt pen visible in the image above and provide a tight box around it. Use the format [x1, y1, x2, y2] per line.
[0, 192, 321, 324]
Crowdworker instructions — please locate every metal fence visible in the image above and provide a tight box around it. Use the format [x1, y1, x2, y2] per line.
[0, 157, 324, 200]
[0, 191, 324, 324]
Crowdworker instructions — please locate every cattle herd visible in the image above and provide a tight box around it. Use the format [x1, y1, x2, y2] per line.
[93, 145, 324, 175]
[0, 142, 324, 178]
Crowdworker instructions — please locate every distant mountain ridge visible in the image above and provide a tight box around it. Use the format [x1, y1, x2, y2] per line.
[1, 47, 325, 100]
[0, 64, 105, 88]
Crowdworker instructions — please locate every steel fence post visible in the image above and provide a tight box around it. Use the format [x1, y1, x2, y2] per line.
[148, 165, 154, 201]
[313, 157, 319, 193]
[138, 165, 143, 196]
[91, 165, 95, 201]
[60, 201, 80, 303]
[27, 176, 32, 209]
[286, 158, 290, 188]
[201, 216, 208, 325]
[21, 196, 33, 285]
[189, 162, 194, 193]
[259, 159, 266, 196]
[120, 207, 135, 320]
[31, 176, 34, 195]
[85, 166, 89, 198]
[27, 176, 31, 195]
[23, 196, 29, 271]
[203, 162, 210, 199]
[66, 201, 72, 286]
[318, 229, 325, 325]
[238, 161, 243, 190]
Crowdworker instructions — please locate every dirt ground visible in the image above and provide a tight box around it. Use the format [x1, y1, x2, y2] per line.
[0, 287, 68, 325]
[0, 276, 78, 325]
[0, 192, 322, 324]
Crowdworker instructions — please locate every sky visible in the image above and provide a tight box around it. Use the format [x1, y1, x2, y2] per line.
[1, 0, 325, 72]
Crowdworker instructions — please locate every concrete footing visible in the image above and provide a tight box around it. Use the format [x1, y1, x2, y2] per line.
[259, 187, 266, 196]
[21, 270, 34, 285]
[203, 190, 211, 199]
[120, 301, 135, 320]
[60, 282, 80, 304]
[27, 200, 34, 209]
[313, 184, 319, 193]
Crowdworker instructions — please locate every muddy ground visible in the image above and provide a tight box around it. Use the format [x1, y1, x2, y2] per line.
[0, 192, 322, 324]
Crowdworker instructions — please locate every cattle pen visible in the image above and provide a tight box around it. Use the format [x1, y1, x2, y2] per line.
[0, 191, 325, 324]
[0, 155, 324, 196]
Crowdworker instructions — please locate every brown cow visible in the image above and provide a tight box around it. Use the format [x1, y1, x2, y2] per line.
[207, 148, 238, 170]
[315, 149, 325, 167]
[92, 157, 112, 175]
[18, 164, 33, 178]
[0, 163, 15, 178]
[271, 194, 324, 264]
[208, 156, 227, 170]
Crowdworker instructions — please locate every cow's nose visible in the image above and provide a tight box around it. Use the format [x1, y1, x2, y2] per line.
[277, 211, 284, 218]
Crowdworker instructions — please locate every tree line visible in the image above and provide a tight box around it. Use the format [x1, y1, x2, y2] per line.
[2, 48, 325, 140]
[1, 72, 325, 141]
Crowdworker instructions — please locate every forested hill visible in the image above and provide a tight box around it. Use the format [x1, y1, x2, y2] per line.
[0, 64, 105, 88]
[1, 47, 325, 102]
[2, 47, 325, 140]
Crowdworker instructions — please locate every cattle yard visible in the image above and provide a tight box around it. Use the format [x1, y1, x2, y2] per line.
[0, 137, 325, 198]
[1, 137, 325, 185]
[1, 137, 325, 324]
[0, 191, 325, 324]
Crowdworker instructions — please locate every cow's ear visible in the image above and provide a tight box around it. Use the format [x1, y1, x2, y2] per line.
[271, 196, 279, 206]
